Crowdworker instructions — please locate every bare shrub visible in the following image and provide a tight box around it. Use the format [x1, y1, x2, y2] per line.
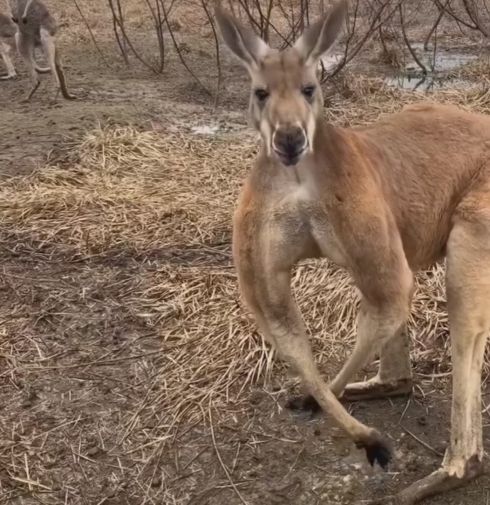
[77, 0, 490, 98]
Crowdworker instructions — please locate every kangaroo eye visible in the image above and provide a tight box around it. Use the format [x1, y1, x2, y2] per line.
[254, 88, 269, 102]
[301, 85, 316, 100]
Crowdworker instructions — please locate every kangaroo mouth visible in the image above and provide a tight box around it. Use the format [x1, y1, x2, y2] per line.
[273, 146, 307, 167]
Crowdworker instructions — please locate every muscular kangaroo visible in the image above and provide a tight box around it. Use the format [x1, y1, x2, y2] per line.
[215, 1, 490, 503]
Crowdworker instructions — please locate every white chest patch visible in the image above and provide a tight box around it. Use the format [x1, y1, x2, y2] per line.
[274, 182, 348, 267]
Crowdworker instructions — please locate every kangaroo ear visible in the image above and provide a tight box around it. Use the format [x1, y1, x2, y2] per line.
[294, 0, 348, 66]
[215, 4, 270, 72]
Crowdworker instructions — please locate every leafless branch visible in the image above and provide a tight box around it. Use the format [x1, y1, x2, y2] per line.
[102, 0, 490, 104]
[424, 0, 446, 50]
[399, 3, 428, 74]
[159, 0, 212, 96]
[201, 0, 222, 107]
[71, 0, 110, 67]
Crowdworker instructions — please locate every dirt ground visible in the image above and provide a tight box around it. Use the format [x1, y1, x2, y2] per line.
[1, 1, 490, 504]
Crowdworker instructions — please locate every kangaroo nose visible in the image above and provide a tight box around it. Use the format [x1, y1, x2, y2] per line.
[273, 126, 307, 166]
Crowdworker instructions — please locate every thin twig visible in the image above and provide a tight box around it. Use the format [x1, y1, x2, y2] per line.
[462, 0, 489, 37]
[328, 0, 401, 79]
[424, 0, 446, 51]
[107, 0, 128, 64]
[201, 0, 222, 108]
[71, 0, 110, 67]
[433, 0, 478, 31]
[160, 0, 211, 95]
[399, 3, 427, 75]
[110, 0, 161, 73]
[209, 401, 249, 505]
[398, 397, 411, 423]
[400, 425, 444, 457]
[144, 0, 165, 73]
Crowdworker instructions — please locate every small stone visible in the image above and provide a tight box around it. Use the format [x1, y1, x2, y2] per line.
[151, 475, 162, 487]
[44, 454, 57, 468]
[86, 446, 100, 457]
[250, 392, 262, 405]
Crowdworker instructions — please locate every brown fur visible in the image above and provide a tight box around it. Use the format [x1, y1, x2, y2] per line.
[217, 1, 490, 503]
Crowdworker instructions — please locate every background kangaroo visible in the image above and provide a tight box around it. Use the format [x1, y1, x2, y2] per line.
[215, 1, 490, 503]
[0, 12, 16, 79]
[0, 6, 49, 81]
[3, 0, 75, 100]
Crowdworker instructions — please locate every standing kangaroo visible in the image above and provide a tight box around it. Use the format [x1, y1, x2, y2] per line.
[215, 1, 490, 503]
[8, 0, 75, 100]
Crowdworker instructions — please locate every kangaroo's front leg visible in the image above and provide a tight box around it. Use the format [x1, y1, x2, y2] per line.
[233, 208, 392, 468]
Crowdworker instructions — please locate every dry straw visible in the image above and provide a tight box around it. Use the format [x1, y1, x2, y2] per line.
[1, 75, 490, 502]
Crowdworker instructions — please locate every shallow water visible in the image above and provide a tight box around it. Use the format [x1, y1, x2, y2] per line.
[191, 124, 221, 135]
[406, 43, 477, 72]
[385, 74, 474, 91]
[385, 43, 478, 90]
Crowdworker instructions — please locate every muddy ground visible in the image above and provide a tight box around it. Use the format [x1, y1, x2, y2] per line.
[1, 1, 490, 504]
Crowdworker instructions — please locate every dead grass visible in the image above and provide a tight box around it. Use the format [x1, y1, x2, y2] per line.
[449, 56, 490, 81]
[0, 127, 250, 259]
[1, 78, 490, 503]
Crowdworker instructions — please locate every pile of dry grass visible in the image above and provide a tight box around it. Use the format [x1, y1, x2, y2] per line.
[1, 77, 490, 503]
[0, 128, 252, 260]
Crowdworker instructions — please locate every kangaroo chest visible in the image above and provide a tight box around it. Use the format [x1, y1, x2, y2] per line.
[270, 184, 348, 267]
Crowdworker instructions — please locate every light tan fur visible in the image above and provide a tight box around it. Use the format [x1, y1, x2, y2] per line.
[215, 1, 490, 503]
[0, 12, 17, 79]
[7, 0, 75, 100]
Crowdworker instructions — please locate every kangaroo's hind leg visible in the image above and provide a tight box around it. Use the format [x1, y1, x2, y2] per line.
[39, 27, 75, 100]
[287, 321, 413, 414]
[288, 262, 414, 415]
[390, 197, 490, 504]
[15, 31, 40, 100]
[339, 323, 413, 401]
